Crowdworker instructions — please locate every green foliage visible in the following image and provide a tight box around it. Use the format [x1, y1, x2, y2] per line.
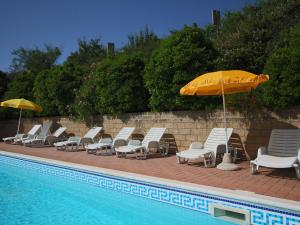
[94, 53, 148, 115]
[10, 45, 61, 74]
[2, 71, 36, 118]
[4, 72, 35, 100]
[214, 0, 300, 73]
[2, 45, 61, 119]
[0, 71, 9, 119]
[33, 65, 84, 116]
[144, 25, 218, 111]
[0, 71, 8, 100]
[65, 38, 107, 69]
[259, 23, 300, 109]
[124, 26, 160, 61]
[73, 65, 98, 120]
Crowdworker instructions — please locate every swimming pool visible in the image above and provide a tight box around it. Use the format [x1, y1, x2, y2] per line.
[0, 152, 299, 225]
[0, 154, 231, 225]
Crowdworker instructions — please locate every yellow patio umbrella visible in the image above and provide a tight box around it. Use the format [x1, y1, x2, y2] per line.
[180, 70, 269, 170]
[0, 98, 43, 134]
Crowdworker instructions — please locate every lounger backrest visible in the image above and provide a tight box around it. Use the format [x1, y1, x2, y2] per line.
[39, 121, 53, 137]
[27, 124, 42, 135]
[53, 127, 67, 137]
[83, 127, 102, 139]
[204, 128, 233, 153]
[268, 129, 300, 157]
[114, 127, 135, 142]
[142, 128, 166, 147]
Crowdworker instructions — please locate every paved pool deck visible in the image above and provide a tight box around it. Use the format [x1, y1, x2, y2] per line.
[0, 142, 299, 202]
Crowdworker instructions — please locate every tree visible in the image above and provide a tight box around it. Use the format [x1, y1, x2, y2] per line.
[123, 25, 160, 61]
[33, 65, 84, 116]
[3, 72, 35, 100]
[213, 0, 300, 73]
[3, 45, 61, 117]
[73, 65, 98, 120]
[1, 71, 36, 118]
[94, 53, 148, 115]
[0, 70, 8, 100]
[259, 23, 300, 109]
[10, 45, 61, 74]
[144, 25, 218, 111]
[65, 38, 107, 69]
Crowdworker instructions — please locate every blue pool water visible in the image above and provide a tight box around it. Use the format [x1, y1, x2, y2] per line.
[0, 161, 233, 225]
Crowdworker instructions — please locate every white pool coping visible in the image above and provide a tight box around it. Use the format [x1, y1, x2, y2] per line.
[1, 150, 300, 213]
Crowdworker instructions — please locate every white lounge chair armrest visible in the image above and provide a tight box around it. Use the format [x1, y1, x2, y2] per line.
[298, 149, 300, 162]
[257, 146, 267, 156]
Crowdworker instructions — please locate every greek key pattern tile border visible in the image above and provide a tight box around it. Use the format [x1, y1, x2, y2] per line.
[1, 154, 299, 225]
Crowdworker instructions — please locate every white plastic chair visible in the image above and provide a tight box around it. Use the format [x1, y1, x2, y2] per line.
[22, 121, 53, 146]
[54, 136, 82, 151]
[3, 124, 41, 143]
[14, 124, 45, 144]
[250, 129, 300, 179]
[115, 128, 166, 159]
[176, 128, 233, 167]
[23, 127, 67, 147]
[86, 127, 135, 155]
[54, 127, 102, 151]
[81, 127, 102, 146]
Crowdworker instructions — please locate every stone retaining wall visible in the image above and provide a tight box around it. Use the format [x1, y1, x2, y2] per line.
[1, 108, 299, 159]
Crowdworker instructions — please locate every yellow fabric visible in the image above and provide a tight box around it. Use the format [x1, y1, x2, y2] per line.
[180, 70, 269, 96]
[0, 98, 43, 112]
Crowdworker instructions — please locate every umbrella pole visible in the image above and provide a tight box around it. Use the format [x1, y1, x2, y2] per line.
[221, 79, 229, 153]
[217, 79, 238, 171]
[17, 108, 22, 134]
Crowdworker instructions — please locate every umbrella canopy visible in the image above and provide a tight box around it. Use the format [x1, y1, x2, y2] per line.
[0, 98, 43, 112]
[0, 98, 43, 134]
[180, 70, 269, 96]
[180, 70, 269, 170]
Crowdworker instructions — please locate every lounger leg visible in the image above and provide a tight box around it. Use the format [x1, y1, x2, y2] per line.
[136, 152, 146, 160]
[116, 152, 123, 158]
[233, 148, 238, 163]
[294, 164, 300, 179]
[203, 153, 213, 167]
[250, 163, 258, 174]
[177, 156, 183, 164]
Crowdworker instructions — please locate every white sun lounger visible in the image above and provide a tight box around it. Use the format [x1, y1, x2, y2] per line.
[86, 127, 135, 155]
[115, 127, 166, 159]
[176, 128, 233, 167]
[3, 124, 42, 143]
[23, 127, 67, 147]
[54, 136, 82, 151]
[54, 127, 102, 151]
[14, 123, 48, 144]
[250, 129, 300, 179]
[81, 127, 102, 145]
[22, 121, 53, 146]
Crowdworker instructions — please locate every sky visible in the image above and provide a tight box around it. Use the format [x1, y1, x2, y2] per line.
[0, 0, 257, 72]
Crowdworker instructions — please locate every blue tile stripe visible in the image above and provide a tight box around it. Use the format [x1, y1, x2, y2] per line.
[0, 154, 299, 225]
